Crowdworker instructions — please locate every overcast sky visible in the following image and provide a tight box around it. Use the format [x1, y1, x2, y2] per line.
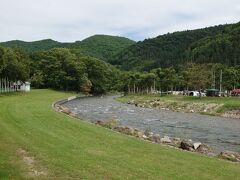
[0, 0, 239, 42]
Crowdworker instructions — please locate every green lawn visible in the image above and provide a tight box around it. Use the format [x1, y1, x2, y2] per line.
[0, 90, 240, 179]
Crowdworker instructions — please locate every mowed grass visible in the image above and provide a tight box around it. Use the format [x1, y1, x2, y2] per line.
[119, 94, 240, 112]
[0, 90, 240, 179]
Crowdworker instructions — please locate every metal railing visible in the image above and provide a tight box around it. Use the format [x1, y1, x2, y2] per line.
[0, 78, 20, 93]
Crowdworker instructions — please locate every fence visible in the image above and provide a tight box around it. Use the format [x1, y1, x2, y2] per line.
[0, 78, 20, 94]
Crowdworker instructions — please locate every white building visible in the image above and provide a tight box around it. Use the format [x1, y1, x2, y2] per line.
[20, 82, 31, 92]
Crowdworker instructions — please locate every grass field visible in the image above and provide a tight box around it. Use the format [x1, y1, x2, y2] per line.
[0, 89, 240, 179]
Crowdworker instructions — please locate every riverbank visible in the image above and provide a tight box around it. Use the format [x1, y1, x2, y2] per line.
[118, 94, 240, 119]
[58, 96, 240, 161]
[1, 89, 240, 179]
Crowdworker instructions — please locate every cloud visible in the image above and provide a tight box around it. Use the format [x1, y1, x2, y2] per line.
[0, 0, 239, 42]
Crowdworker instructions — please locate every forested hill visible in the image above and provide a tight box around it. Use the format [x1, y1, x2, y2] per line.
[1, 23, 239, 71]
[61, 35, 136, 62]
[0, 35, 135, 62]
[0, 39, 61, 52]
[111, 22, 240, 71]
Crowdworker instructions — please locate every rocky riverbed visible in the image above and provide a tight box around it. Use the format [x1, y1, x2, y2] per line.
[126, 99, 240, 119]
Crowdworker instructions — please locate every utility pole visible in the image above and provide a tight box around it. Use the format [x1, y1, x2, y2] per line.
[220, 69, 223, 93]
[213, 70, 216, 89]
[7, 78, 9, 92]
[153, 79, 156, 92]
[4, 77, 6, 93]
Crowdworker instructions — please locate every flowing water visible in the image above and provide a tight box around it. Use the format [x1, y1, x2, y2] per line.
[63, 96, 240, 153]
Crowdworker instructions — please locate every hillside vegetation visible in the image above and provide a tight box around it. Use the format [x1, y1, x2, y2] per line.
[1, 23, 240, 70]
[0, 35, 135, 62]
[0, 23, 239, 94]
[0, 39, 61, 52]
[1, 89, 240, 179]
[112, 22, 240, 70]
[63, 35, 136, 62]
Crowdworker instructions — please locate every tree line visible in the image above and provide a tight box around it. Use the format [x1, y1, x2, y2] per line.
[123, 64, 240, 95]
[30, 48, 123, 94]
[0, 45, 239, 95]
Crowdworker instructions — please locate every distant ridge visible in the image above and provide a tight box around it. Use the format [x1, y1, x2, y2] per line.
[0, 35, 135, 62]
[60, 35, 136, 62]
[1, 22, 239, 69]
[0, 39, 61, 52]
[111, 22, 240, 70]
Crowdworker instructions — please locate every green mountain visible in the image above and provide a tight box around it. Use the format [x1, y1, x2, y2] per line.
[65, 35, 135, 62]
[1, 23, 239, 70]
[0, 35, 135, 62]
[111, 22, 240, 71]
[0, 39, 61, 52]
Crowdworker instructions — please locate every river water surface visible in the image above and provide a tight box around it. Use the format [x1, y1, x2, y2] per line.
[63, 96, 240, 153]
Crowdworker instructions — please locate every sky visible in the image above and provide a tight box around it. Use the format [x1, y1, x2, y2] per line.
[0, 0, 240, 42]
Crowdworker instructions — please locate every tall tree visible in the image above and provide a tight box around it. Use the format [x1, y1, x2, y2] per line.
[187, 64, 211, 97]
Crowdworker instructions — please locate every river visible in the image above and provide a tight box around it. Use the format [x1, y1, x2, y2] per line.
[63, 96, 240, 153]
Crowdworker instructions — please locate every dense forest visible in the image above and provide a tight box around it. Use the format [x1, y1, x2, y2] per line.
[111, 22, 240, 71]
[0, 47, 30, 81]
[0, 46, 126, 94]
[29, 48, 126, 94]
[0, 22, 239, 94]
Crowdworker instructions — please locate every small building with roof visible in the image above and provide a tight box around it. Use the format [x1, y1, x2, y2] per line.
[20, 82, 31, 92]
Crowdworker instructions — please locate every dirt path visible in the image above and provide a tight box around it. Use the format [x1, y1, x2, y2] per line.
[17, 148, 48, 178]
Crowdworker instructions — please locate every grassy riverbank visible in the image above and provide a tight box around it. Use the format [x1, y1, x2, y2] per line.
[0, 89, 240, 179]
[118, 94, 240, 117]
